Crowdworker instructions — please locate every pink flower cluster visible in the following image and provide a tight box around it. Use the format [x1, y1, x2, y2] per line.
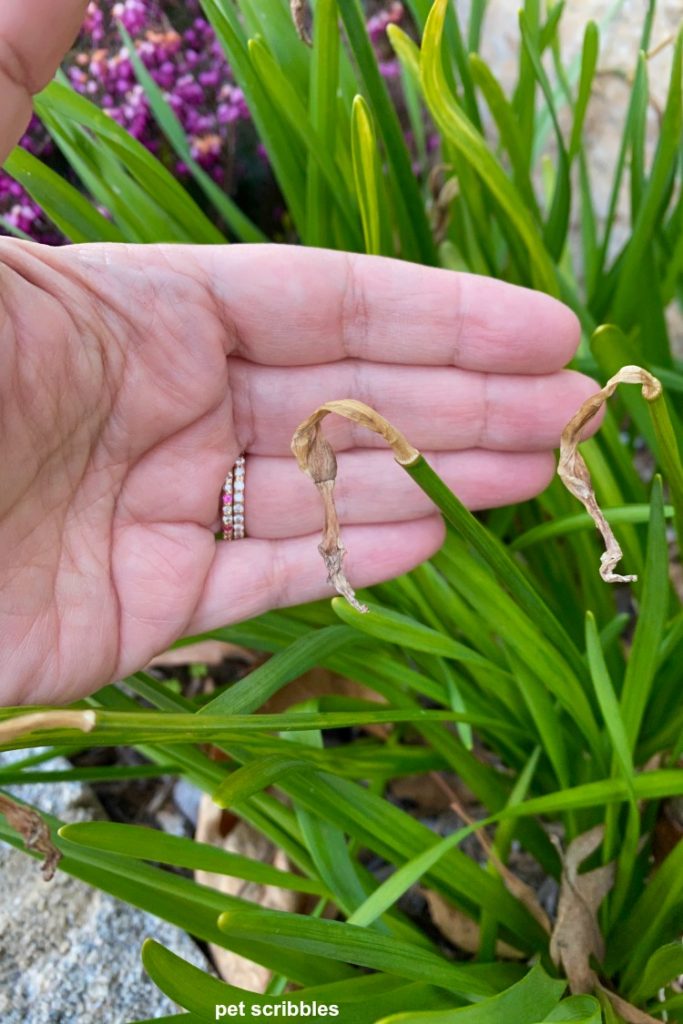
[68, 0, 250, 182]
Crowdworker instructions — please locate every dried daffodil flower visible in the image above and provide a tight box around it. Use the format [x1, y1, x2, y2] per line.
[293, 369, 666, 606]
[558, 365, 662, 583]
[291, 399, 419, 611]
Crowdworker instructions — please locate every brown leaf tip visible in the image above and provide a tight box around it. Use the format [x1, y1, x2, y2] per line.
[290, 0, 312, 45]
[0, 794, 61, 881]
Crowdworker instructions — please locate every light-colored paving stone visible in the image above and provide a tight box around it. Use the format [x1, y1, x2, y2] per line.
[0, 750, 211, 1023]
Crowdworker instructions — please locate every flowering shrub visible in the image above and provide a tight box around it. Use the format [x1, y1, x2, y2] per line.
[1, 0, 255, 242]
[71, 1, 249, 179]
[0, 0, 409, 244]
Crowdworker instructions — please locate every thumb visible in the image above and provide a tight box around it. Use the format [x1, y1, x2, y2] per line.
[0, 1, 88, 164]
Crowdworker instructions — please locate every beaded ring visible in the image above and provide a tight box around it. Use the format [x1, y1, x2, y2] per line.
[221, 454, 246, 540]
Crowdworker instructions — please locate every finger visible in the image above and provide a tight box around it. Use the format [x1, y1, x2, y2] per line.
[0, 1, 88, 162]
[225, 449, 556, 539]
[67, 243, 581, 374]
[185, 516, 447, 636]
[230, 361, 601, 454]
[201, 244, 580, 373]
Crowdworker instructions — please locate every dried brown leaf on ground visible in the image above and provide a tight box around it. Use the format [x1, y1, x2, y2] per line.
[390, 774, 461, 815]
[194, 794, 302, 989]
[291, 400, 419, 610]
[147, 640, 260, 670]
[488, 850, 552, 934]
[550, 825, 615, 994]
[423, 889, 524, 959]
[430, 772, 551, 934]
[557, 366, 662, 583]
[0, 794, 60, 881]
[653, 794, 683, 862]
[598, 987, 662, 1024]
[259, 665, 382, 716]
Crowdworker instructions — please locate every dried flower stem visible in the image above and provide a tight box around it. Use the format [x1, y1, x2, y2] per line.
[291, 400, 419, 610]
[558, 366, 662, 583]
[0, 710, 97, 745]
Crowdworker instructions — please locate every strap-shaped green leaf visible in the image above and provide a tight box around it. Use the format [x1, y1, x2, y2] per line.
[36, 80, 226, 243]
[248, 36, 360, 247]
[217, 907, 496, 997]
[339, 0, 436, 263]
[142, 939, 457, 1023]
[118, 22, 265, 243]
[200, 0, 307, 234]
[377, 964, 566, 1024]
[619, 476, 669, 748]
[351, 95, 383, 255]
[4, 147, 125, 243]
[420, 0, 557, 294]
[59, 820, 325, 894]
[612, 30, 683, 325]
[307, 0, 342, 247]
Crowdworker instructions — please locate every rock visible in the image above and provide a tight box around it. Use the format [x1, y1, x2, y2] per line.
[0, 749, 211, 1024]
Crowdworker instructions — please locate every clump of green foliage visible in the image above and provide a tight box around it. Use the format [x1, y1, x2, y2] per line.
[1, 1, 683, 1022]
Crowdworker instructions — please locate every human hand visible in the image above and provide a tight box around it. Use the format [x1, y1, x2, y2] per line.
[0, 239, 598, 704]
[0, 2, 599, 706]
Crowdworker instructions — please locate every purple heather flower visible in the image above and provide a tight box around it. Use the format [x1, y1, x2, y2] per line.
[366, 2, 405, 44]
[379, 59, 400, 79]
[112, 0, 150, 36]
[199, 69, 220, 89]
[82, 1, 105, 43]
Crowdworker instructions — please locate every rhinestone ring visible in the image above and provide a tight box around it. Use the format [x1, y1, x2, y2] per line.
[221, 454, 246, 540]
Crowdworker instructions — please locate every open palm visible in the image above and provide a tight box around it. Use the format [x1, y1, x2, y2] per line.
[0, 238, 599, 704]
